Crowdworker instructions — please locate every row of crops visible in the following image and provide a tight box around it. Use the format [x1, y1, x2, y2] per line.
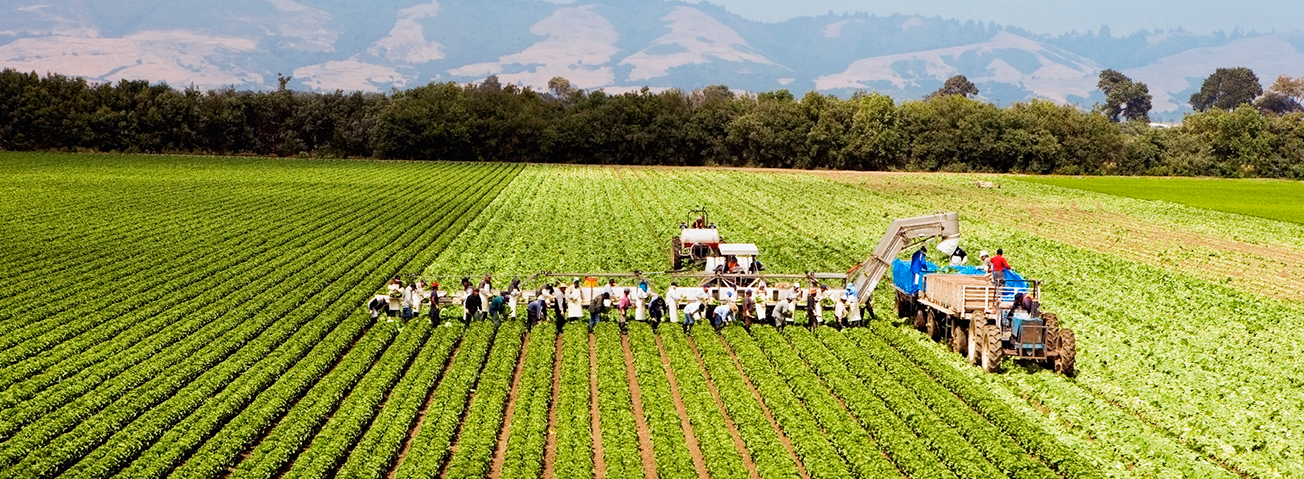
[2, 153, 1298, 478]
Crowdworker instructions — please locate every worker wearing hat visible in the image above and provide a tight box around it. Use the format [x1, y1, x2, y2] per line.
[980, 251, 992, 273]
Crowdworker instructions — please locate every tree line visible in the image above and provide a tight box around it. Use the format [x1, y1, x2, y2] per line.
[2, 67, 1302, 178]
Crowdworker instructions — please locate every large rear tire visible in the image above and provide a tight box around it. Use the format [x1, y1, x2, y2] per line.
[950, 323, 967, 356]
[1043, 312, 1060, 344]
[914, 309, 927, 331]
[1054, 329, 1077, 376]
[983, 324, 1004, 373]
[926, 310, 941, 340]
[895, 294, 910, 319]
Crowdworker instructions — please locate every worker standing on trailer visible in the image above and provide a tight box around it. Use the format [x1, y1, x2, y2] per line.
[990, 249, 1011, 288]
[950, 246, 968, 266]
[911, 245, 929, 288]
[980, 251, 991, 272]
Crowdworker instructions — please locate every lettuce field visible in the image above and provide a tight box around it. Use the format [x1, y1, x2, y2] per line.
[3, 152, 1303, 479]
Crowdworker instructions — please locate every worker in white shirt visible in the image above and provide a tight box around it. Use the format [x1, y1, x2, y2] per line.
[666, 282, 681, 323]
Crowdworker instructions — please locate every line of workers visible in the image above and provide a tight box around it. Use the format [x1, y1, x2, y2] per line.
[368, 275, 872, 335]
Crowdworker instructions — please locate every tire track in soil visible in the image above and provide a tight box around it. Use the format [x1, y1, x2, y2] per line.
[621, 334, 659, 479]
[716, 335, 811, 479]
[588, 333, 608, 479]
[541, 333, 563, 479]
[386, 328, 468, 479]
[655, 334, 711, 479]
[489, 329, 533, 479]
[685, 336, 761, 479]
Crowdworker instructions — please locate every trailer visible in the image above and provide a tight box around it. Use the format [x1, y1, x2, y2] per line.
[892, 264, 1076, 375]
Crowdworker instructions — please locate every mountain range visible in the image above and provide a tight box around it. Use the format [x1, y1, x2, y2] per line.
[3, 0, 1303, 119]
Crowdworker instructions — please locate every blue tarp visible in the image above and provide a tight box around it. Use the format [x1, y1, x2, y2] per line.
[893, 258, 1032, 301]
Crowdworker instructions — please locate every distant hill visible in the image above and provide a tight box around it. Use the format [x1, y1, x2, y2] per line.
[3, 0, 1302, 119]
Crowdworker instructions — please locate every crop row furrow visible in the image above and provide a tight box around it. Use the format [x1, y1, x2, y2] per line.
[626, 325, 697, 479]
[659, 329, 749, 479]
[388, 321, 498, 478]
[595, 325, 646, 479]
[443, 321, 527, 478]
[497, 324, 559, 479]
[784, 327, 1001, 479]
[550, 323, 596, 479]
[690, 331, 802, 479]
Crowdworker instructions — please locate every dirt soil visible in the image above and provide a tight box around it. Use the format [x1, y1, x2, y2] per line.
[541, 334, 564, 479]
[718, 336, 811, 479]
[622, 335, 660, 479]
[589, 333, 608, 479]
[686, 336, 761, 479]
[489, 330, 531, 479]
[655, 334, 712, 479]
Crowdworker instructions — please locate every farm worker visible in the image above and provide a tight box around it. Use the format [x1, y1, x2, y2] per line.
[401, 285, 417, 323]
[805, 285, 820, 331]
[527, 297, 546, 326]
[753, 286, 769, 325]
[844, 285, 861, 328]
[950, 246, 968, 266]
[698, 286, 712, 306]
[387, 277, 402, 294]
[682, 301, 700, 334]
[990, 249, 1011, 288]
[666, 282, 681, 323]
[480, 274, 493, 293]
[740, 289, 755, 330]
[772, 296, 794, 331]
[369, 294, 388, 321]
[566, 281, 584, 322]
[460, 277, 473, 295]
[910, 245, 929, 288]
[545, 284, 563, 323]
[618, 289, 633, 334]
[634, 282, 649, 324]
[464, 288, 483, 323]
[834, 295, 847, 331]
[589, 292, 609, 333]
[712, 304, 733, 330]
[428, 283, 442, 324]
[410, 284, 423, 321]
[507, 278, 522, 320]
[980, 251, 991, 273]
[604, 279, 617, 307]
[648, 294, 667, 332]
[488, 292, 505, 325]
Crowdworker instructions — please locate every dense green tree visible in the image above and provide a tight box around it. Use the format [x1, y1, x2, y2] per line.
[1096, 69, 1153, 122]
[926, 75, 979, 99]
[1190, 67, 1263, 112]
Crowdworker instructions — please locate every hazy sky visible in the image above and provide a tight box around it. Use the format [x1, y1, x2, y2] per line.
[677, 0, 1303, 35]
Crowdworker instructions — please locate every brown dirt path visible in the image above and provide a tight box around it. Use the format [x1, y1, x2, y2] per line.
[685, 336, 762, 479]
[589, 333, 608, 479]
[489, 330, 532, 479]
[621, 334, 659, 479]
[717, 335, 811, 479]
[541, 334, 563, 479]
[654, 334, 711, 479]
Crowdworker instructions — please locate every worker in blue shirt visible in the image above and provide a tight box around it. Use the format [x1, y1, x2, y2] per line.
[910, 245, 929, 290]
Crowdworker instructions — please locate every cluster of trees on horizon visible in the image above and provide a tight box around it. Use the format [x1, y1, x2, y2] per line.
[2, 67, 1302, 178]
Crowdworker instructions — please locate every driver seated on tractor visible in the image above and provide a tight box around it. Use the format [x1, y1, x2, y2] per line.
[692, 216, 707, 228]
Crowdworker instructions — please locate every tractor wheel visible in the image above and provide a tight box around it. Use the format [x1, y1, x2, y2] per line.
[670, 236, 683, 270]
[968, 325, 981, 365]
[950, 323, 967, 356]
[894, 294, 909, 318]
[1054, 329, 1077, 376]
[1043, 312, 1060, 343]
[913, 309, 927, 331]
[925, 310, 940, 340]
[983, 325, 1004, 373]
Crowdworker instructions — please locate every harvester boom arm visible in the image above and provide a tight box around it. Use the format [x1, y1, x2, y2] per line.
[848, 212, 960, 308]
